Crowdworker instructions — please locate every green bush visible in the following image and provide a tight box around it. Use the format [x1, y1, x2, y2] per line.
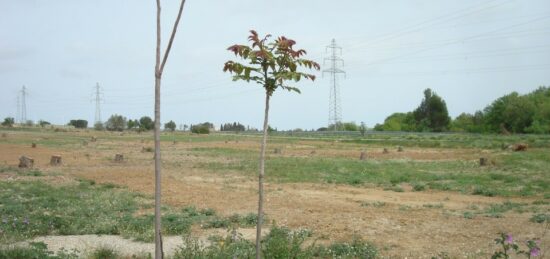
[530, 213, 549, 223]
[191, 124, 210, 134]
[413, 182, 426, 192]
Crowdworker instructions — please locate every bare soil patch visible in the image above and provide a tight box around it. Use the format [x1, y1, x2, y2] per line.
[1, 134, 547, 258]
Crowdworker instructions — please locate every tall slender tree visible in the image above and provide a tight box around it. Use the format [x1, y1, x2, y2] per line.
[223, 30, 319, 258]
[154, 1, 186, 258]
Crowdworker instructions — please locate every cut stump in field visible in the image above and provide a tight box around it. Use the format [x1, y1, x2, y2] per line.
[50, 155, 62, 166]
[173, 141, 177, 145]
[91, 136, 97, 142]
[274, 148, 282, 154]
[512, 143, 528, 152]
[310, 150, 316, 155]
[383, 148, 389, 154]
[359, 151, 367, 160]
[18, 156, 34, 168]
[31, 143, 37, 148]
[397, 146, 404, 152]
[114, 154, 124, 162]
[479, 157, 488, 166]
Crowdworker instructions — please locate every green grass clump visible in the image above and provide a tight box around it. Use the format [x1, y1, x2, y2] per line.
[0, 242, 78, 259]
[412, 182, 426, 192]
[463, 211, 475, 219]
[173, 226, 377, 259]
[530, 213, 549, 223]
[88, 246, 119, 259]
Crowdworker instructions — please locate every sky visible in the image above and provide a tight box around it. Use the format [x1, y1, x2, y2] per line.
[1, 0, 549, 130]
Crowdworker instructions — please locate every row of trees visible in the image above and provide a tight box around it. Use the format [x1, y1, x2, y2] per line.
[374, 87, 550, 134]
[1, 118, 51, 128]
[61, 115, 176, 132]
[220, 122, 245, 131]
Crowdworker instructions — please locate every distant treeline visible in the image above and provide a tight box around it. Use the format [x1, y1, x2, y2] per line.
[374, 86, 550, 134]
[220, 122, 246, 132]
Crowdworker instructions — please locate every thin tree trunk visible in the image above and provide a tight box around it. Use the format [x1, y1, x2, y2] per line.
[154, 1, 186, 258]
[256, 90, 270, 259]
[154, 0, 162, 258]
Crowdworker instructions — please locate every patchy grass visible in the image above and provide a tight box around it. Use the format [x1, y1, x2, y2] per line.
[0, 242, 78, 259]
[193, 147, 550, 197]
[0, 176, 258, 243]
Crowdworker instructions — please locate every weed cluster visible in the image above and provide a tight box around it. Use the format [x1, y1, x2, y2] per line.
[174, 226, 378, 259]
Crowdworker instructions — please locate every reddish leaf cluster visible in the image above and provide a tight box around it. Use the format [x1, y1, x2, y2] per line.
[224, 30, 320, 95]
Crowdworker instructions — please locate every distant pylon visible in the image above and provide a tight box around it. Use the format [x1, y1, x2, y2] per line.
[323, 39, 346, 130]
[93, 83, 103, 124]
[20, 85, 27, 123]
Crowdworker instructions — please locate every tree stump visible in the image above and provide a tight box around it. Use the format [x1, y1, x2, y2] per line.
[274, 148, 282, 154]
[114, 154, 124, 162]
[31, 143, 37, 148]
[18, 156, 34, 168]
[479, 157, 488, 166]
[91, 136, 97, 142]
[383, 148, 389, 154]
[50, 155, 62, 166]
[397, 146, 404, 152]
[173, 140, 177, 145]
[359, 151, 367, 160]
[310, 150, 316, 155]
[512, 143, 528, 152]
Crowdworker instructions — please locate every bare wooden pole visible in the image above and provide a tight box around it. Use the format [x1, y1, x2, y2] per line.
[154, 1, 162, 258]
[255, 90, 271, 259]
[154, 1, 186, 258]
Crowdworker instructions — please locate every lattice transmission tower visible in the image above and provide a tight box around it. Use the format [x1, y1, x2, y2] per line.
[93, 83, 104, 125]
[323, 39, 346, 130]
[20, 85, 28, 123]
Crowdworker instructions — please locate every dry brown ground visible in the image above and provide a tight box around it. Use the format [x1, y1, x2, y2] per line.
[0, 131, 548, 258]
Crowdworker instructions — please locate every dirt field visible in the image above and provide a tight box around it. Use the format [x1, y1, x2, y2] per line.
[1, 129, 548, 258]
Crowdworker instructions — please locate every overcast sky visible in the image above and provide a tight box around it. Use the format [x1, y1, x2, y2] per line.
[1, 0, 549, 130]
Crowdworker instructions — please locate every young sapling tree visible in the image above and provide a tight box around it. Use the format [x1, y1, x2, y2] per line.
[223, 30, 319, 258]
